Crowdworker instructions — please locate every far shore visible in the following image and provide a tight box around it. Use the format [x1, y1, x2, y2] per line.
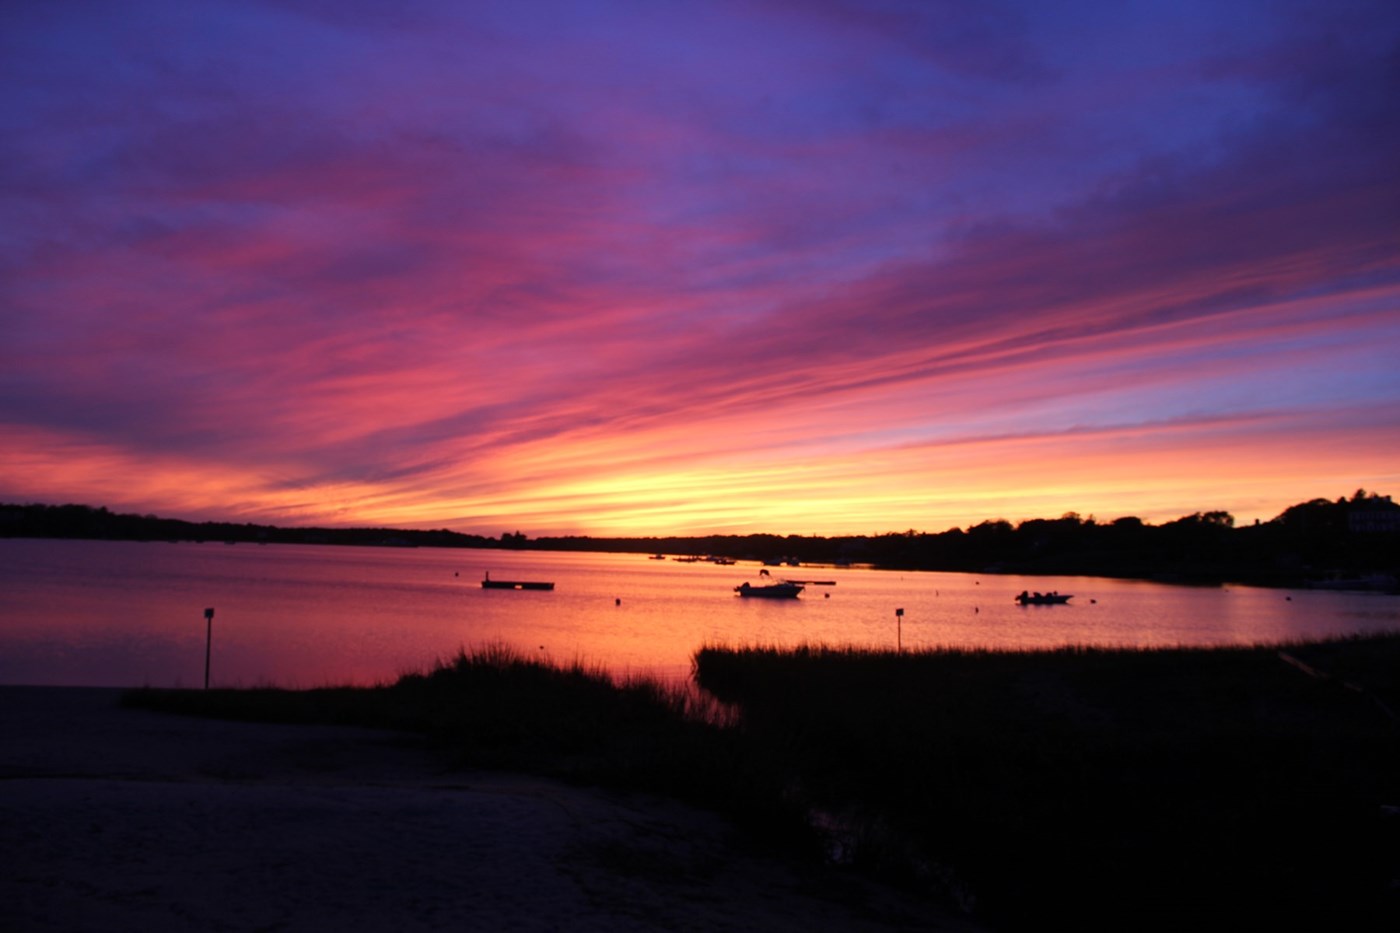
[7, 493, 1398, 592]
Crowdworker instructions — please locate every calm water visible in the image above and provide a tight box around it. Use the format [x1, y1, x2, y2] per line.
[2, 538, 1397, 688]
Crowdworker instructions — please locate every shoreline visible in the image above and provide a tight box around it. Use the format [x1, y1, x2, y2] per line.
[0, 686, 978, 932]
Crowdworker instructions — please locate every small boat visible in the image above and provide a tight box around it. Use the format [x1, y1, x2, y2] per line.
[481, 572, 554, 591]
[1305, 573, 1397, 592]
[1015, 591, 1071, 605]
[735, 581, 804, 598]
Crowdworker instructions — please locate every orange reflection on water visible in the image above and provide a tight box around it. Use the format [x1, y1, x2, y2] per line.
[3, 541, 1398, 689]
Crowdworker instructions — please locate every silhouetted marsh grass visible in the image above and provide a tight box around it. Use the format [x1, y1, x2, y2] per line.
[694, 635, 1400, 930]
[123, 644, 801, 842]
[123, 635, 1400, 930]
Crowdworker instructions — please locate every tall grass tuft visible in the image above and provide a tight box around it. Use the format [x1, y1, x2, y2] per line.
[123, 642, 812, 849]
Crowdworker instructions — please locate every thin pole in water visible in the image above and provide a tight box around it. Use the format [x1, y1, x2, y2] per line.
[896, 607, 904, 652]
[203, 607, 214, 689]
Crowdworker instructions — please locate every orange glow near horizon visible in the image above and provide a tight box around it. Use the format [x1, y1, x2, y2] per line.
[7, 387, 1397, 538]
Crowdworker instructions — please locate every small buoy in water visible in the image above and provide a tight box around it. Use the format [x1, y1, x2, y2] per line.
[615, 597, 621, 606]
[824, 593, 830, 599]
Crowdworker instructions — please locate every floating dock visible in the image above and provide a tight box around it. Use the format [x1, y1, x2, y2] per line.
[481, 573, 554, 591]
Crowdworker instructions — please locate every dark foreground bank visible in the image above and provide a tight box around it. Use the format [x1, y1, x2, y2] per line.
[1, 684, 973, 933]
[120, 636, 1400, 931]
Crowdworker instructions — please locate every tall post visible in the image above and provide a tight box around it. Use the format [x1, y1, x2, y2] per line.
[896, 607, 904, 652]
[203, 607, 214, 689]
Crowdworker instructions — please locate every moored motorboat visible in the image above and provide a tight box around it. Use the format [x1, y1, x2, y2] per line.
[735, 580, 804, 598]
[1015, 590, 1071, 605]
[1305, 573, 1397, 592]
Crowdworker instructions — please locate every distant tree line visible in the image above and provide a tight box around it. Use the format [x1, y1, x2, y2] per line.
[537, 492, 1399, 586]
[0, 503, 493, 550]
[3, 491, 1397, 587]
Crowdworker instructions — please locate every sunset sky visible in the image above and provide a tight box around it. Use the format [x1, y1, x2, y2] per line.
[3, 1, 1398, 537]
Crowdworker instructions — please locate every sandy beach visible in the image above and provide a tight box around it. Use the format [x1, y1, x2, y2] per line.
[1, 686, 977, 932]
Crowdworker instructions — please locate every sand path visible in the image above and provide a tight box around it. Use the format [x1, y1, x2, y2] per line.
[1, 687, 977, 931]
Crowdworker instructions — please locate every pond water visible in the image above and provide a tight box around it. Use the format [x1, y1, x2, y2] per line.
[2, 539, 1396, 688]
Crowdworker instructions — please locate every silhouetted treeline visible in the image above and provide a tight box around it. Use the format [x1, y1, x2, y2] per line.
[0, 503, 492, 550]
[539, 493, 1399, 587]
[4, 491, 1398, 588]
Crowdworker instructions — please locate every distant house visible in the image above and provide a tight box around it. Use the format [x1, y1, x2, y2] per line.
[1348, 495, 1400, 534]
